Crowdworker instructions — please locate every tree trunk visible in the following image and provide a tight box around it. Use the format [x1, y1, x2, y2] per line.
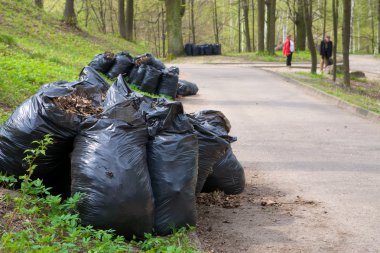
[296, 0, 306, 50]
[162, 4, 166, 57]
[257, 0, 265, 51]
[332, 0, 339, 82]
[322, 0, 327, 38]
[303, 0, 317, 73]
[126, 0, 134, 41]
[165, 0, 184, 56]
[251, 0, 256, 51]
[266, 0, 276, 55]
[378, 0, 380, 54]
[64, 0, 77, 26]
[35, 0, 43, 8]
[243, 0, 252, 51]
[238, 0, 242, 52]
[342, 0, 351, 87]
[369, 0, 375, 53]
[118, 0, 126, 38]
[213, 0, 220, 43]
[190, 0, 196, 43]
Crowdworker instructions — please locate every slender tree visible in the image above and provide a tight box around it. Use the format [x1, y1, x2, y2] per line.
[342, 0, 351, 87]
[322, 0, 327, 38]
[35, 0, 43, 8]
[238, 0, 242, 52]
[64, 0, 77, 26]
[378, 0, 380, 54]
[126, 0, 134, 41]
[303, 0, 317, 73]
[257, 0, 265, 51]
[332, 0, 339, 82]
[213, 0, 220, 43]
[165, 0, 184, 56]
[251, 0, 256, 51]
[190, 0, 195, 43]
[296, 0, 306, 50]
[266, 0, 276, 54]
[118, 0, 126, 39]
[242, 0, 252, 51]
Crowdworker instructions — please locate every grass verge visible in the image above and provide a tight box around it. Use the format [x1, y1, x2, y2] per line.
[283, 71, 380, 115]
[226, 51, 311, 63]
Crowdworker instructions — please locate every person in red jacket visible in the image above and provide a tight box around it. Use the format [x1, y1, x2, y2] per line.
[283, 35, 294, 67]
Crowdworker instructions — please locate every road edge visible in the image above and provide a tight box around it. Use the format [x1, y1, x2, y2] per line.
[263, 69, 380, 124]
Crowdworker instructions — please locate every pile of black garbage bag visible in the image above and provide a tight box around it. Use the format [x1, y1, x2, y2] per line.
[0, 66, 244, 239]
[184, 43, 222, 56]
[89, 52, 198, 98]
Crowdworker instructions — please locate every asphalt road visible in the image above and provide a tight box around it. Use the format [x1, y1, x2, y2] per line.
[177, 64, 380, 252]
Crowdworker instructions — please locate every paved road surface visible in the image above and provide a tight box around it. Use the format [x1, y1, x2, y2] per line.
[177, 64, 380, 252]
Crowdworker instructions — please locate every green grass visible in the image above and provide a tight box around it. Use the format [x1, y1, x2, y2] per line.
[226, 50, 311, 62]
[0, 136, 201, 252]
[285, 72, 380, 114]
[0, 0, 146, 121]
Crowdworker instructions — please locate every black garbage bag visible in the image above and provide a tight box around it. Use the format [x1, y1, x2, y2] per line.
[191, 44, 201, 56]
[0, 81, 102, 196]
[88, 52, 116, 74]
[188, 112, 235, 193]
[202, 147, 245, 195]
[157, 70, 178, 99]
[145, 100, 198, 235]
[168, 66, 180, 75]
[129, 64, 147, 86]
[185, 43, 193, 56]
[140, 65, 162, 94]
[135, 53, 166, 70]
[79, 66, 110, 93]
[103, 75, 147, 126]
[203, 44, 213, 55]
[189, 110, 232, 138]
[177, 80, 199, 96]
[71, 117, 154, 239]
[212, 44, 222, 55]
[106, 52, 134, 79]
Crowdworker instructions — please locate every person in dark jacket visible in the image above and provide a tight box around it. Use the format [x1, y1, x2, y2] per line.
[320, 35, 333, 73]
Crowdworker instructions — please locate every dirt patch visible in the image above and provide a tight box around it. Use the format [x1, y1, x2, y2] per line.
[197, 192, 242, 209]
[196, 171, 325, 253]
[53, 94, 103, 116]
[0, 188, 26, 234]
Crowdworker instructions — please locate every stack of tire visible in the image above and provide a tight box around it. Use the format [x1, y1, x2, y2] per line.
[184, 43, 222, 56]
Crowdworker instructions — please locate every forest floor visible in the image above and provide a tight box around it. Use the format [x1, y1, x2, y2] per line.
[176, 62, 380, 252]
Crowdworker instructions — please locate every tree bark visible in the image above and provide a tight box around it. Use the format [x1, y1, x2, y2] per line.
[64, 0, 77, 26]
[213, 0, 220, 43]
[323, 0, 327, 38]
[251, 0, 256, 51]
[190, 0, 196, 43]
[243, 0, 252, 51]
[342, 0, 351, 87]
[296, 0, 306, 50]
[303, 0, 317, 73]
[118, 0, 126, 38]
[165, 0, 184, 56]
[238, 0, 242, 52]
[257, 0, 265, 51]
[378, 0, 380, 54]
[126, 0, 134, 41]
[35, 0, 43, 8]
[266, 0, 276, 55]
[332, 0, 339, 82]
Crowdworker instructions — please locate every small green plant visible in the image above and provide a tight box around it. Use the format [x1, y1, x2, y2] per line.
[0, 135, 201, 252]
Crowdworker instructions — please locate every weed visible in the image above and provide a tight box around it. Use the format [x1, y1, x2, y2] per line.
[0, 135, 201, 252]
